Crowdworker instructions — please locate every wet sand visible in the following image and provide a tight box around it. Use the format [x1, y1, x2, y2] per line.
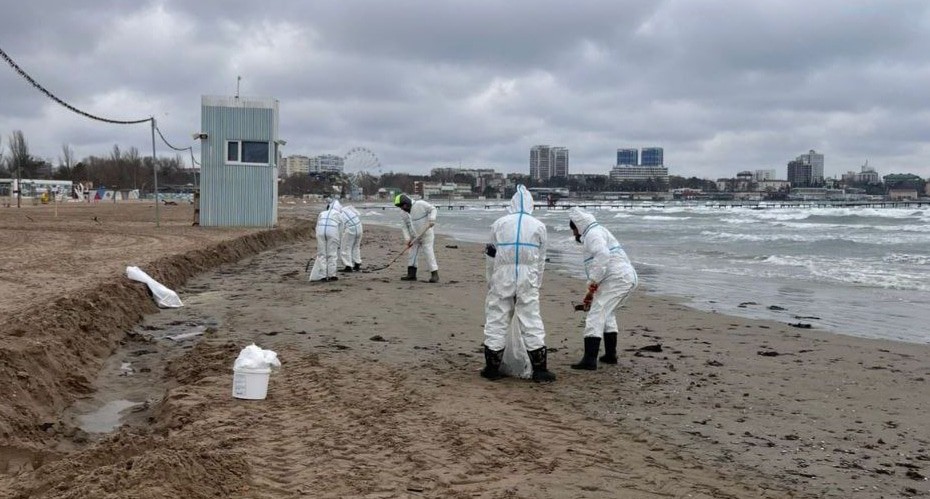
[1, 205, 929, 498]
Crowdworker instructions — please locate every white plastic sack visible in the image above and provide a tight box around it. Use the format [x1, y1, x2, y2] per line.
[126, 266, 183, 308]
[234, 344, 282, 370]
[499, 315, 532, 379]
[308, 257, 327, 282]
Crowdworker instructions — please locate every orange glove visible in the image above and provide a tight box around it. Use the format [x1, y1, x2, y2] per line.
[581, 283, 599, 311]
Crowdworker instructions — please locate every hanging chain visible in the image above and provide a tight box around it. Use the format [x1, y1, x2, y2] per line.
[154, 122, 191, 152]
[0, 46, 151, 125]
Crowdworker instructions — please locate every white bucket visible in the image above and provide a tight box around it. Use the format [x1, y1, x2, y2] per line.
[232, 367, 271, 400]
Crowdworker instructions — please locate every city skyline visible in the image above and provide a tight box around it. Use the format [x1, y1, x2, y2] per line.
[2, 1, 930, 179]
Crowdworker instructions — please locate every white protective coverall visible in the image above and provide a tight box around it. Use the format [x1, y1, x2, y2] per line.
[401, 199, 439, 272]
[309, 201, 344, 281]
[568, 207, 638, 339]
[483, 186, 548, 351]
[340, 205, 363, 268]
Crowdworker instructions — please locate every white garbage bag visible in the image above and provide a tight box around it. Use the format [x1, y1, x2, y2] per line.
[126, 266, 183, 308]
[499, 315, 532, 379]
[234, 344, 282, 370]
[308, 257, 327, 282]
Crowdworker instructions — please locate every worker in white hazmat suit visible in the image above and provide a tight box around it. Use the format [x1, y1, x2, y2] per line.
[393, 194, 439, 283]
[339, 205, 363, 272]
[308, 199, 344, 282]
[481, 185, 555, 382]
[567, 207, 638, 370]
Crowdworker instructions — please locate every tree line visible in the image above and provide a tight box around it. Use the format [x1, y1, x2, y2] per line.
[0, 130, 196, 192]
[276, 170, 718, 198]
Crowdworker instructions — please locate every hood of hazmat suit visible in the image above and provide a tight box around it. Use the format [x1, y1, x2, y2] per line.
[568, 207, 635, 285]
[486, 185, 547, 296]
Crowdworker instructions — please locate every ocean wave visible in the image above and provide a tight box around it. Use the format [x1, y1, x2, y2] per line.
[642, 215, 691, 221]
[764, 220, 930, 234]
[700, 230, 930, 245]
[756, 255, 930, 291]
[883, 253, 930, 265]
[871, 224, 930, 233]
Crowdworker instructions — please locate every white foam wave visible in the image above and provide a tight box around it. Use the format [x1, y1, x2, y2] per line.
[700, 230, 930, 245]
[757, 254, 930, 291]
[883, 253, 930, 265]
[643, 215, 690, 221]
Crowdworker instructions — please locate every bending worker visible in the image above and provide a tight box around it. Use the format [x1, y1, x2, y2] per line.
[308, 199, 344, 282]
[481, 185, 555, 382]
[339, 205, 363, 272]
[568, 207, 638, 370]
[393, 194, 439, 283]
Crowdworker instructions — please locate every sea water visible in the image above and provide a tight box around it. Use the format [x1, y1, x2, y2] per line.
[353, 202, 930, 344]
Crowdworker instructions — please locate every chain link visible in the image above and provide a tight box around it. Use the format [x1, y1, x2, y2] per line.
[2, 46, 201, 167]
[0, 46, 151, 125]
[154, 122, 200, 167]
[154, 122, 191, 152]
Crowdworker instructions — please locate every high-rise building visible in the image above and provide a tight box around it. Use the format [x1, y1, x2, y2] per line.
[552, 147, 569, 177]
[787, 160, 812, 187]
[309, 154, 344, 173]
[641, 147, 664, 167]
[530, 145, 551, 181]
[617, 148, 638, 166]
[786, 150, 824, 186]
[281, 155, 310, 177]
[530, 145, 569, 181]
[609, 164, 669, 184]
[795, 150, 824, 183]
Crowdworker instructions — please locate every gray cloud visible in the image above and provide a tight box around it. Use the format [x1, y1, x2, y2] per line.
[1, 0, 929, 178]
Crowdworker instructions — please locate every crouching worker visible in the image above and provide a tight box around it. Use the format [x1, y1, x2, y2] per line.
[481, 185, 555, 382]
[339, 205, 363, 272]
[568, 207, 638, 370]
[308, 199, 344, 282]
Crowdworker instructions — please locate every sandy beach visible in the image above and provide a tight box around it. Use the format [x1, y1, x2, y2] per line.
[1, 203, 928, 498]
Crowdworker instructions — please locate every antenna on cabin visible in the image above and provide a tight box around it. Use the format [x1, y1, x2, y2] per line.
[236, 76, 241, 99]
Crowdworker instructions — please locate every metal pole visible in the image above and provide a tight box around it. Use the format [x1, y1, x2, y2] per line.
[15, 161, 21, 209]
[150, 118, 160, 226]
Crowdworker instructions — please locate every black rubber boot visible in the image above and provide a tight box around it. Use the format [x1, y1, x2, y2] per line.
[327, 276, 338, 281]
[339, 266, 353, 273]
[400, 266, 417, 281]
[429, 270, 440, 283]
[600, 332, 618, 364]
[527, 347, 556, 382]
[571, 337, 601, 370]
[353, 263, 361, 271]
[480, 345, 505, 380]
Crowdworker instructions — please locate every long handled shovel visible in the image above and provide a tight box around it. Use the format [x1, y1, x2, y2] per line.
[367, 224, 433, 273]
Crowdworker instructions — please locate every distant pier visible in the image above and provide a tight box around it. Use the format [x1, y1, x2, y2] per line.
[368, 200, 930, 210]
[424, 200, 930, 210]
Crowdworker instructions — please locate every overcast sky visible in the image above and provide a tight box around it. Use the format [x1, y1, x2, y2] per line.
[2, 0, 929, 179]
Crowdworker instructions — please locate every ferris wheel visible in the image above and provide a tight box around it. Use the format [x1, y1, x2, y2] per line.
[343, 147, 381, 175]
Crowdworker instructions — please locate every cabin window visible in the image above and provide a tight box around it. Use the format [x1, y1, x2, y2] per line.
[225, 140, 270, 165]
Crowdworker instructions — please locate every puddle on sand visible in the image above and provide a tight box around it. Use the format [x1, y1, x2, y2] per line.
[78, 400, 141, 433]
[144, 318, 219, 342]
